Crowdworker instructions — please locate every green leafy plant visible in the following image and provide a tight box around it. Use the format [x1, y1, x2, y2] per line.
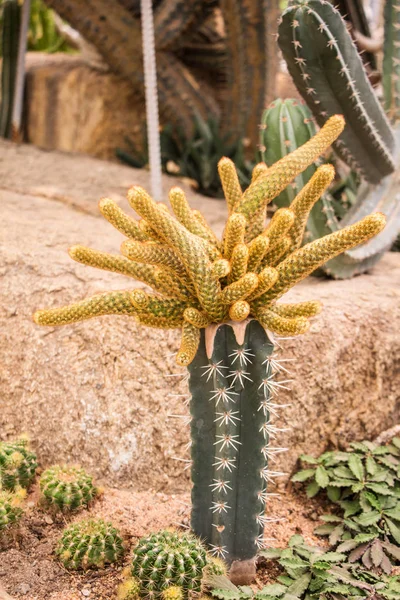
[0, 438, 37, 491]
[56, 518, 125, 570]
[0, 488, 25, 531]
[129, 529, 208, 599]
[27, 0, 74, 53]
[39, 465, 99, 511]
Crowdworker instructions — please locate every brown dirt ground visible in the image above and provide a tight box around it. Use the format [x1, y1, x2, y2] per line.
[0, 482, 330, 600]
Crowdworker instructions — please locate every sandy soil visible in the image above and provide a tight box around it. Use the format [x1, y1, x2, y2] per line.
[0, 483, 329, 600]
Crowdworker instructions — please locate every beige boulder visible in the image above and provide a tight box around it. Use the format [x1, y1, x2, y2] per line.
[1, 140, 399, 491]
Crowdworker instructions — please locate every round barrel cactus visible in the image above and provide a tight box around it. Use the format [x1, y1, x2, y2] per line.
[0, 438, 37, 491]
[0, 489, 26, 531]
[130, 529, 208, 598]
[40, 465, 98, 511]
[57, 518, 125, 570]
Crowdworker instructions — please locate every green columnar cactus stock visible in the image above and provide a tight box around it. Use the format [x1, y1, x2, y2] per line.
[130, 530, 208, 598]
[0, 439, 38, 491]
[189, 320, 276, 562]
[278, 0, 395, 185]
[57, 518, 125, 569]
[0, 0, 20, 138]
[383, 0, 400, 123]
[40, 465, 98, 511]
[0, 489, 25, 531]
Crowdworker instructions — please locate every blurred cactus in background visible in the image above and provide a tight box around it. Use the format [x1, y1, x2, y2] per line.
[258, 0, 400, 278]
[0, 0, 20, 138]
[0, 488, 26, 531]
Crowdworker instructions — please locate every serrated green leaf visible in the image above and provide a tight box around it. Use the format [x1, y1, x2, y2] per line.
[314, 524, 335, 536]
[286, 573, 311, 595]
[327, 486, 341, 503]
[366, 483, 394, 496]
[366, 455, 378, 475]
[391, 438, 400, 450]
[350, 442, 370, 453]
[315, 466, 330, 488]
[349, 454, 365, 482]
[384, 508, 400, 521]
[288, 535, 304, 547]
[257, 584, 288, 597]
[340, 500, 361, 518]
[299, 454, 319, 464]
[211, 590, 242, 600]
[318, 552, 347, 563]
[329, 525, 345, 546]
[336, 539, 359, 552]
[385, 517, 400, 544]
[355, 510, 381, 527]
[260, 549, 282, 560]
[370, 540, 384, 567]
[306, 480, 321, 498]
[291, 469, 316, 483]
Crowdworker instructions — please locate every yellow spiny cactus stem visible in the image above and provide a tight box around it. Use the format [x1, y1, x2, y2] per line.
[154, 269, 195, 301]
[247, 266, 278, 301]
[244, 206, 266, 242]
[262, 208, 295, 248]
[255, 308, 310, 336]
[251, 162, 269, 182]
[98, 198, 149, 241]
[258, 213, 386, 305]
[129, 293, 187, 320]
[219, 273, 259, 305]
[229, 300, 251, 322]
[288, 164, 336, 251]
[211, 259, 231, 279]
[169, 187, 219, 248]
[236, 115, 345, 219]
[184, 307, 210, 329]
[223, 213, 247, 259]
[192, 209, 218, 243]
[128, 186, 224, 321]
[218, 157, 243, 213]
[121, 240, 187, 279]
[135, 314, 184, 329]
[176, 322, 201, 366]
[228, 243, 249, 283]
[260, 237, 292, 268]
[33, 291, 137, 326]
[162, 587, 184, 600]
[138, 219, 163, 242]
[130, 289, 149, 310]
[272, 301, 322, 319]
[247, 235, 270, 272]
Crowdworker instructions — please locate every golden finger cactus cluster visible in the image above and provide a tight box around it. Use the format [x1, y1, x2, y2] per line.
[33, 115, 386, 366]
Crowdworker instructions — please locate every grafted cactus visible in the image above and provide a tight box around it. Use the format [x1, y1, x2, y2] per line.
[57, 518, 125, 569]
[0, 438, 37, 491]
[33, 115, 386, 569]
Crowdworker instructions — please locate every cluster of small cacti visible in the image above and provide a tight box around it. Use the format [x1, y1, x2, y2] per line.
[129, 529, 208, 598]
[0, 488, 26, 531]
[0, 438, 37, 491]
[39, 465, 98, 511]
[56, 517, 125, 570]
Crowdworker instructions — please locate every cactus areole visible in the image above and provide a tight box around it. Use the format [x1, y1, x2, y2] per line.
[33, 115, 386, 568]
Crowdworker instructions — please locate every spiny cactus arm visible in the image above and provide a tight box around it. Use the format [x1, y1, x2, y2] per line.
[127, 186, 224, 320]
[262, 208, 295, 248]
[121, 240, 187, 279]
[247, 236, 270, 272]
[129, 291, 187, 320]
[383, 0, 400, 123]
[33, 291, 137, 326]
[271, 300, 322, 318]
[218, 157, 243, 214]
[223, 213, 247, 259]
[259, 98, 318, 207]
[278, 0, 395, 184]
[246, 267, 278, 301]
[228, 243, 249, 283]
[254, 307, 310, 336]
[211, 259, 231, 280]
[288, 164, 335, 251]
[244, 206, 267, 242]
[169, 187, 219, 247]
[256, 212, 386, 305]
[183, 307, 210, 329]
[229, 300, 250, 322]
[259, 237, 292, 269]
[251, 162, 269, 182]
[98, 198, 150, 241]
[176, 321, 201, 366]
[236, 115, 345, 218]
[219, 273, 259, 305]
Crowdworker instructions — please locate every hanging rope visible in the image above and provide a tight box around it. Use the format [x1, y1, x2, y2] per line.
[140, 0, 163, 201]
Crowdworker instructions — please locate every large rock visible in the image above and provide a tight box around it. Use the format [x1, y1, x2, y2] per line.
[1, 140, 399, 491]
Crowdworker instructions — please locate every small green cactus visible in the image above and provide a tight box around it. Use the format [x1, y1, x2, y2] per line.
[56, 518, 125, 570]
[39, 465, 98, 511]
[0, 488, 26, 531]
[117, 577, 141, 600]
[130, 529, 208, 598]
[0, 438, 37, 491]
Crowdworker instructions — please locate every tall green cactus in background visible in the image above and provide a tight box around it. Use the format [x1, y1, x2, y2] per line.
[383, 0, 400, 123]
[260, 0, 400, 278]
[33, 116, 387, 572]
[0, 0, 20, 138]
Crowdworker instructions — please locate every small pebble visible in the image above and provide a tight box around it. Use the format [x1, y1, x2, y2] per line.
[82, 590, 91, 597]
[44, 515, 54, 525]
[17, 583, 31, 595]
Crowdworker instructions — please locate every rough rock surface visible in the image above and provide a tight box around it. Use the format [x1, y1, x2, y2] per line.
[1, 140, 399, 491]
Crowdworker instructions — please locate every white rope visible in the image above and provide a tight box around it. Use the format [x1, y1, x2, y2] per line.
[140, 0, 163, 201]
